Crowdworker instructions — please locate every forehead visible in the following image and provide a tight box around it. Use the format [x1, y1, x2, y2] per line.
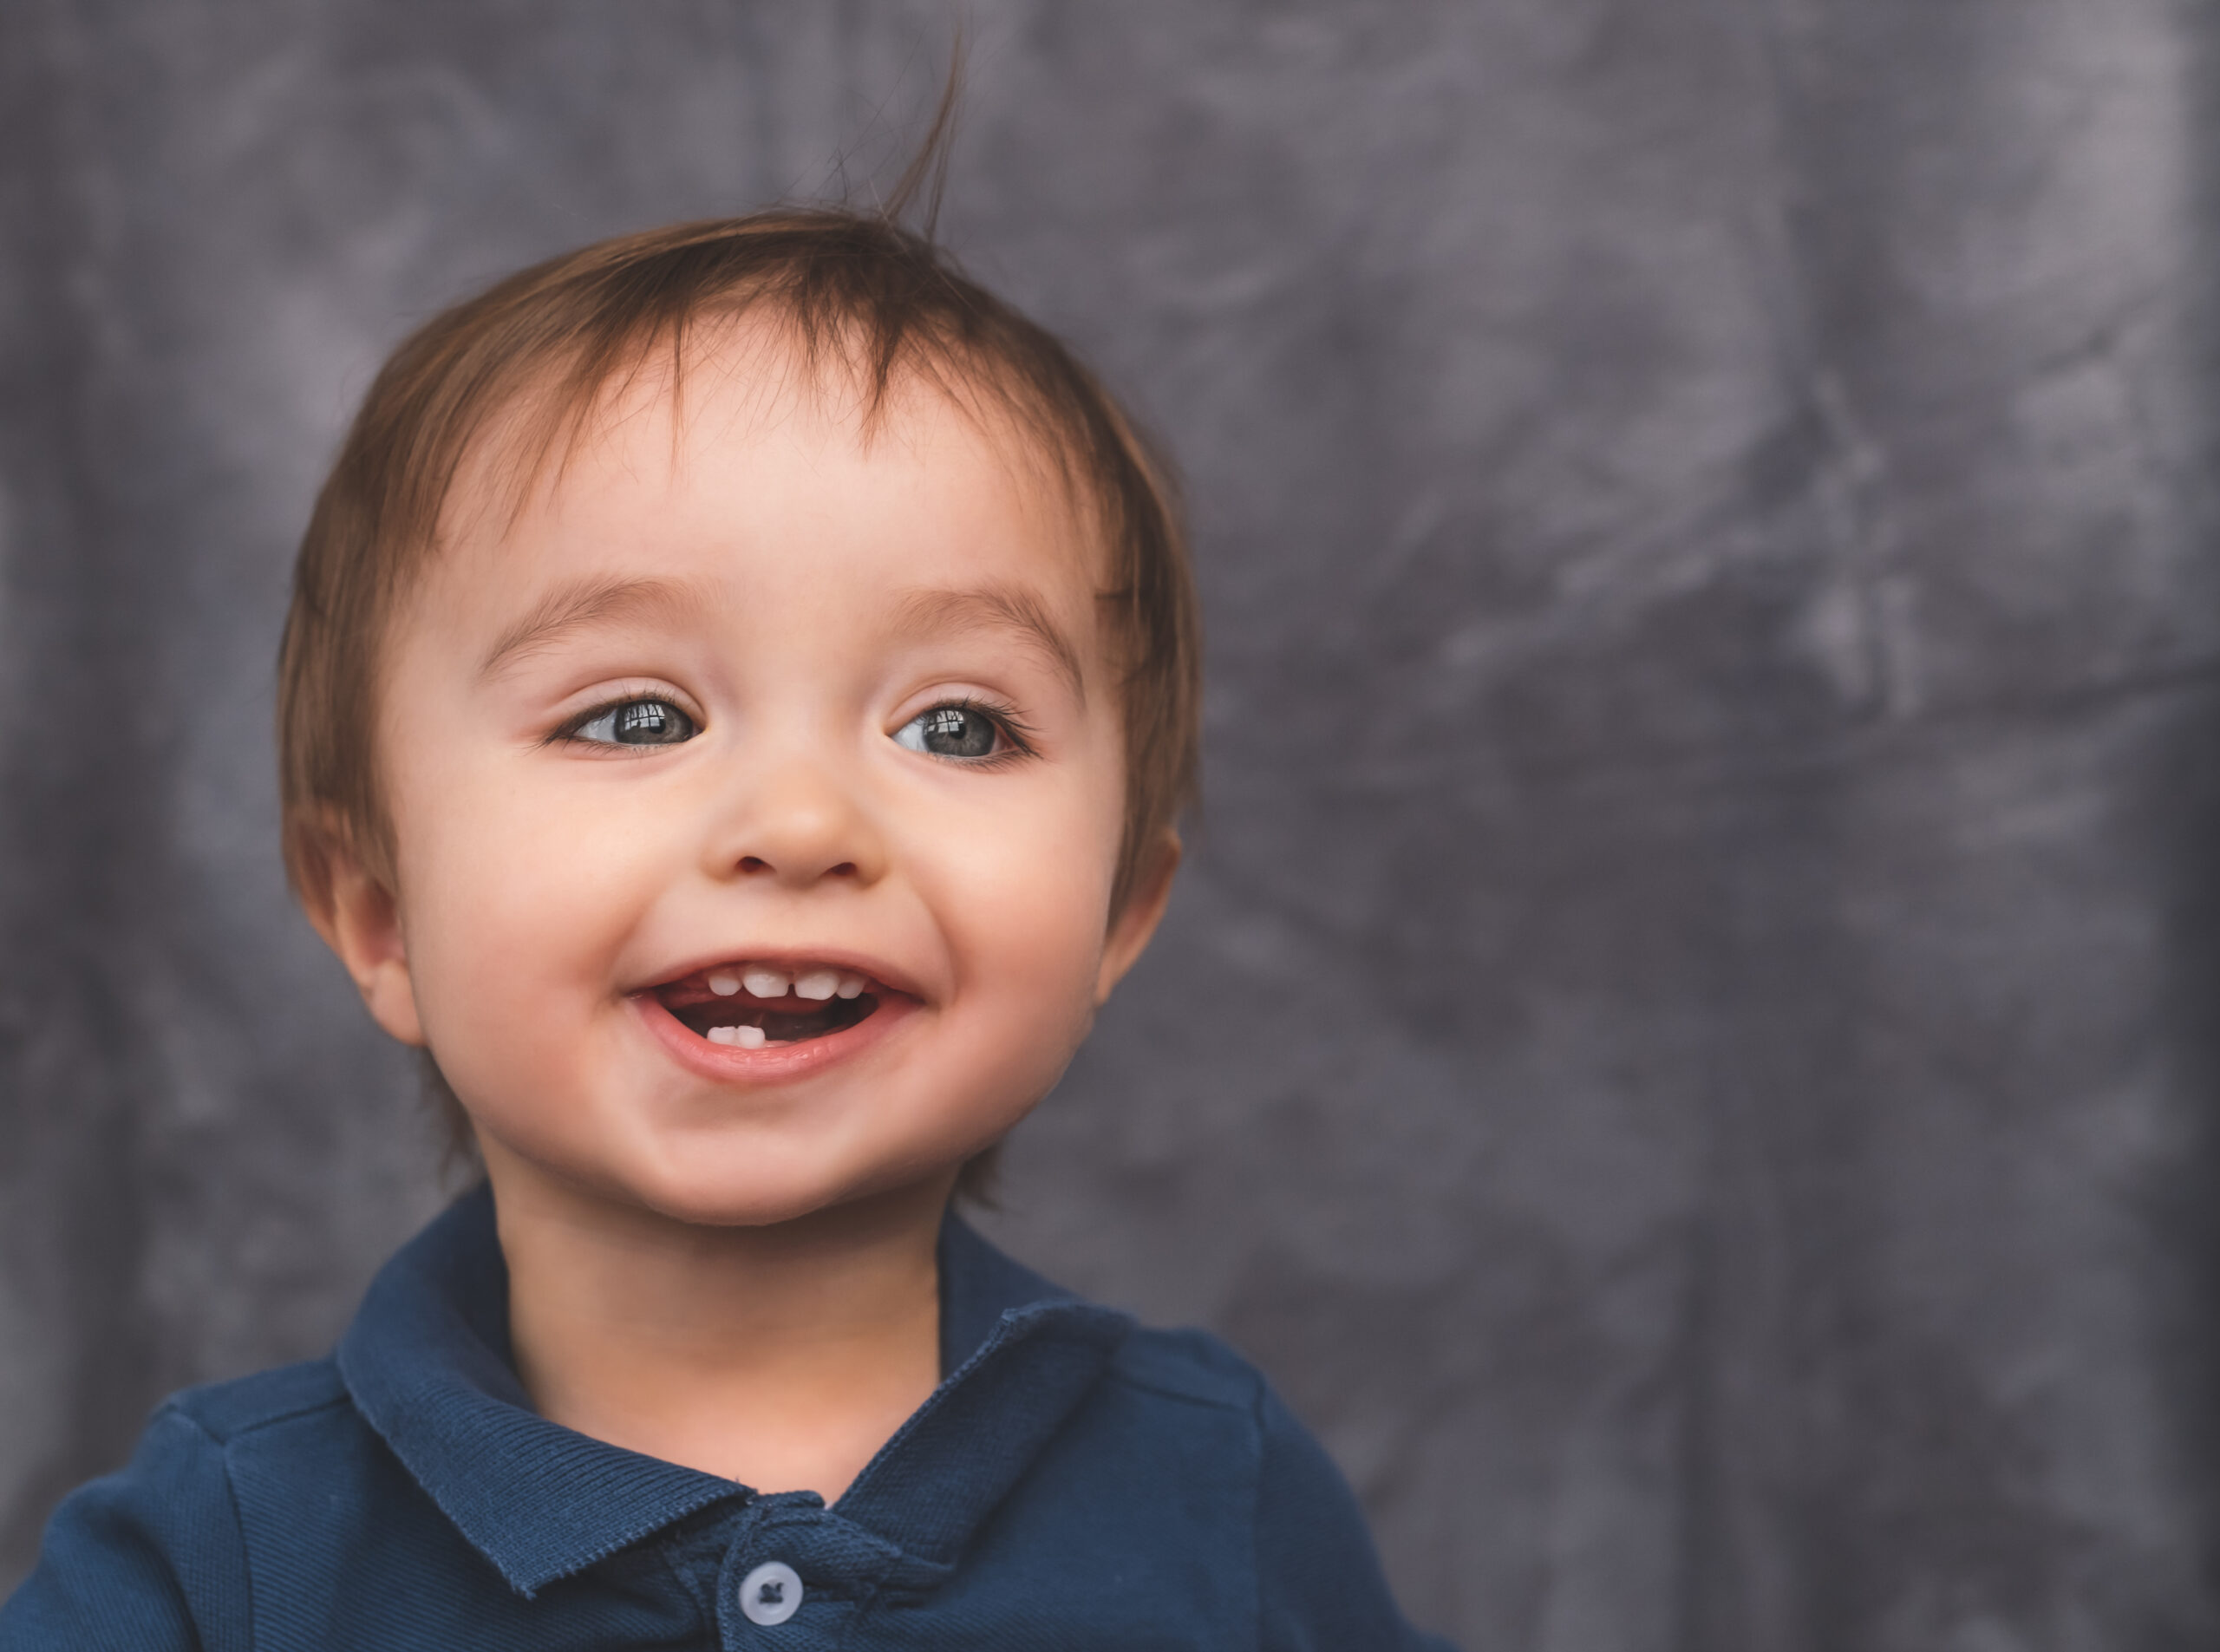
[430, 317, 1109, 611]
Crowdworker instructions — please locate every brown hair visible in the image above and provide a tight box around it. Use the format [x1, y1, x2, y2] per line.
[276, 180, 1199, 1189]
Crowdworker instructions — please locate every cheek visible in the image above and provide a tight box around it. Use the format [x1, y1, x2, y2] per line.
[925, 778, 1125, 1023]
[390, 763, 673, 1074]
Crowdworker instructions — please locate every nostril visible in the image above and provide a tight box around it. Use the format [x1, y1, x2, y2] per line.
[733, 855, 859, 878]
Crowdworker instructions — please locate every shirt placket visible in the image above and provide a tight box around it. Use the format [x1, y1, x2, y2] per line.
[706, 1496, 901, 1650]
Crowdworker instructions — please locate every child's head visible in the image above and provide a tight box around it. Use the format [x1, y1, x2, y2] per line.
[278, 208, 1198, 1224]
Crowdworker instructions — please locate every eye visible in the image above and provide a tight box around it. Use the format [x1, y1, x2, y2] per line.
[893, 702, 1009, 760]
[565, 697, 698, 747]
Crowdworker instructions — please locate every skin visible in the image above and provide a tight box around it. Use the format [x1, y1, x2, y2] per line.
[307, 324, 1178, 1502]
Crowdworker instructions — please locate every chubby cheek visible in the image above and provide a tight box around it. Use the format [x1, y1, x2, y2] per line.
[919, 797, 1122, 1107]
[392, 769, 663, 1120]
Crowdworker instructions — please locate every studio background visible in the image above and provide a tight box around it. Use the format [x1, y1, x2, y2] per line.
[5, 3, 2218, 1648]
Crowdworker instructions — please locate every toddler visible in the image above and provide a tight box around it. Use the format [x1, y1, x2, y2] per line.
[3, 198, 1449, 1649]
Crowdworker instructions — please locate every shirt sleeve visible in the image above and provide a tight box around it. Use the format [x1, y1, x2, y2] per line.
[1254, 1381, 1459, 1652]
[0, 1404, 251, 1652]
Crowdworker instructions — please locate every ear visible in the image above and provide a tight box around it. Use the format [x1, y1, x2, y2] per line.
[1095, 831, 1181, 1005]
[297, 820, 427, 1048]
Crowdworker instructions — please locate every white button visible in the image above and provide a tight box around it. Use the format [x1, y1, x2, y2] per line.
[739, 1560, 802, 1627]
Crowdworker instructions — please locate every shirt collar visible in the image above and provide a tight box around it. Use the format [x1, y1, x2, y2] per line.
[336, 1184, 1130, 1596]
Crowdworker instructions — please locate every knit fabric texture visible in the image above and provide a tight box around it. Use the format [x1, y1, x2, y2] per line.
[2, 1185, 1449, 1649]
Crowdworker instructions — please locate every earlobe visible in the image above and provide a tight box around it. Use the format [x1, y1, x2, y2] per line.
[299, 825, 427, 1048]
[1094, 832, 1181, 1005]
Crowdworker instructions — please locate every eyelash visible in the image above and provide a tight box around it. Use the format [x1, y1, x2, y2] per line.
[546, 688, 695, 749]
[922, 695, 1041, 766]
[544, 691, 1041, 762]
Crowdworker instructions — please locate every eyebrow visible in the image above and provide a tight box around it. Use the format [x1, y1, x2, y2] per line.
[892, 583, 1087, 702]
[479, 575, 708, 678]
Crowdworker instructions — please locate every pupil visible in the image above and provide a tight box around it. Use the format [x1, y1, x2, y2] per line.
[923, 707, 995, 757]
[616, 701, 683, 743]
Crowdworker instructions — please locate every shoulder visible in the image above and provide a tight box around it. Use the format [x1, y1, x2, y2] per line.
[1097, 1323, 1458, 1651]
[0, 1358, 362, 1652]
[161, 1355, 351, 1444]
[1103, 1322, 1266, 1414]
[1, 1383, 260, 1649]
[1093, 1322, 1345, 1492]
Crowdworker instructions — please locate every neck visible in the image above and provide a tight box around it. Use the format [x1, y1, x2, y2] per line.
[485, 1148, 955, 1503]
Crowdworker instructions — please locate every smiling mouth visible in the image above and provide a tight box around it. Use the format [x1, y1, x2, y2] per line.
[653, 963, 882, 1049]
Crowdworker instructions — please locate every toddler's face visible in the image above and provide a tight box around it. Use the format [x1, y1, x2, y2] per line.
[349, 331, 1166, 1226]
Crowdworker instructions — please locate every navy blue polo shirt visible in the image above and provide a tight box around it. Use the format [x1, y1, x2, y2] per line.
[3, 1186, 1452, 1649]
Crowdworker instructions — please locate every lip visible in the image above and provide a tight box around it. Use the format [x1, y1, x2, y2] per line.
[631, 980, 920, 1086]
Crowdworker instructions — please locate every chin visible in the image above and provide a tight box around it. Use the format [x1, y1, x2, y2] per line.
[615, 1147, 951, 1231]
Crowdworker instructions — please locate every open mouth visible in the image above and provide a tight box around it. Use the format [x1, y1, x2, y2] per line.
[652, 963, 884, 1050]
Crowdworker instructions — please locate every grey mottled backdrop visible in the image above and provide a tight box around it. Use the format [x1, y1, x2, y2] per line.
[3, 3, 2217, 1647]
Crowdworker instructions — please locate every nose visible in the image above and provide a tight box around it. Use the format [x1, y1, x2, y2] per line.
[704, 747, 888, 890]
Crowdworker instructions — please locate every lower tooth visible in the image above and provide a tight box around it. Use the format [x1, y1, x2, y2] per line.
[706, 1026, 735, 1046]
[734, 1024, 767, 1049]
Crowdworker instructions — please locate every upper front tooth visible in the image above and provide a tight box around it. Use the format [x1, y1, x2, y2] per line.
[707, 970, 741, 996]
[793, 970, 839, 1001]
[835, 973, 865, 999]
[741, 967, 790, 998]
